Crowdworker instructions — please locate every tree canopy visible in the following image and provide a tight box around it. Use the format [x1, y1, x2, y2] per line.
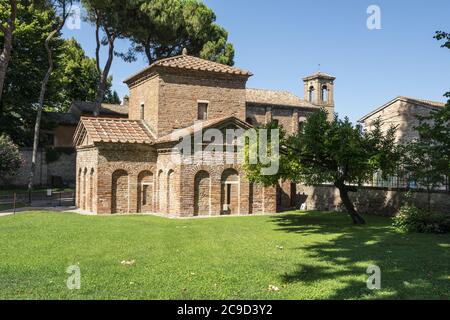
[128, 0, 234, 65]
[0, 2, 116, 146]
[244, 110, 400, 224]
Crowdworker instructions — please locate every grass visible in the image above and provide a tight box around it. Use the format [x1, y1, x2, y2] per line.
[0, 211, 449, 300]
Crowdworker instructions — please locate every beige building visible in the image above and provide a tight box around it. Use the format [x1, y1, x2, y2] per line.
[73, 51, 335, 215]
[359, 96, 446, 143]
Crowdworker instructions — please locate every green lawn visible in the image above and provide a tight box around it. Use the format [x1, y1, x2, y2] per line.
[0, 211, 449, 300]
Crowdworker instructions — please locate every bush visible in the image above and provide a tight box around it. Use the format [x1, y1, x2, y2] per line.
[393, 204, 450, 234]
[0, 134, 22, 179]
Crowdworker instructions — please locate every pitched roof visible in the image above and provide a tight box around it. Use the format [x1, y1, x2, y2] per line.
[359, 96, 447, 122]
[74, 117, 153, 146]
[45, 112, 79, 125]
[156, 116, 252, 144]
[303, 72, 336, 81]
[246, 88, 316, 108]
[70, 101, 128, 117]
[124, 53, 252, 85]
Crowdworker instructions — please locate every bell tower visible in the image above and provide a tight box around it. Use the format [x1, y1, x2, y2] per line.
[303, 72, 336, 114]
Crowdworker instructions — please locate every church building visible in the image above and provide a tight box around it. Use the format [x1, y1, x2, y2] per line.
[73, 50, 335, 216]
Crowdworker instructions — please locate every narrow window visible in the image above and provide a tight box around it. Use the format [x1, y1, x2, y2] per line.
[198, 102, 208, 120]
[321, 85, 328, 103]
[299, 121, 304, 133]
[309, 86, 315, 103]
[140, 103, 145, 120]
[142, 185, 149, 206]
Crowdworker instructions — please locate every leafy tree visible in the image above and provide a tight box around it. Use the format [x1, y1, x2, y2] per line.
[0, 4, 112, 145]
[0, 0, 17, 104]
[244, 110, 399, 225]
[403, 105, 450, 212]
[103, 89, 121, 104]
[82, 0, 135, 115]
[0, 133, 21, 182]
[29, 0, 75, 194]
[129, 0, 234, 65]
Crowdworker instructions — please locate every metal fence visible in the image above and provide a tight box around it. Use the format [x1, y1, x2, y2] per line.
[360, 171, 449, 192]
[0, 190, 76, 212]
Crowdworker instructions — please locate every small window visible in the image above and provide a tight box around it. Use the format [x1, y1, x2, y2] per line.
[140, 103, 145, 120]
[321, 85, 329, 103]
[198, 102, 208, 120]
[272, 119, 279, 126]
[298, 121, 304, 133]
[309, 86, 315, 103]
[246, 117, 254, 125]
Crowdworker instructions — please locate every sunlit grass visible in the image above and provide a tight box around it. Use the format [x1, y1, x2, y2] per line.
[0, 211, 448, 300]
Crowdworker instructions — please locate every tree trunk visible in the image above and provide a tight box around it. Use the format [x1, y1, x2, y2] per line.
[336, 183, 366, 225]
[28, 5, 69, 200]
[144, 41, 152, 65]
[0, 0, 17, 104]
[93, 32, 115, 116]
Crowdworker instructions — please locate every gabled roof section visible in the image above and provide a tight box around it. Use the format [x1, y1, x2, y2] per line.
[124, 53, 253, 85]
[303, 72, 336, 81]
[45, 112, 79, 126]
[246, 88, 316, 108]
[73, 117, 153, 146]
[156, 116, 252, 144]
[359, 96, 447, 122]
[70, 101, 128, 117]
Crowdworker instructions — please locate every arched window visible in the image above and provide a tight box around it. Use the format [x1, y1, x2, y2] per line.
[321, 85, 329, 103]
[221, 168, 240, 215]
[194, 171, 211, 216]
[309, 86, 315, 103]
[298, 121, 305, 133]
[140, 103, 145, 120]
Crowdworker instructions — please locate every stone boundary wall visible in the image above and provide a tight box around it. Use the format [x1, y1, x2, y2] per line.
[297, 185, 450, 216]
[1, 148, 76, 188]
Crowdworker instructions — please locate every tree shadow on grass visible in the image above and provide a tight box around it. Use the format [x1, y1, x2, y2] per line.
[272, 212, 450, 300]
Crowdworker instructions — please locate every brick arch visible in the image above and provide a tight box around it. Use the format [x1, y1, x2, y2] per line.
[194, 170, 211, 216]
[167, 169, 175, 214]
[82, 168, 88, 211]
[77, 168, 82, 208]
[137, 170, 154, 213]
[221, 168, 240, 215]
[157, 169, 164, 212]
[88, 168, 95, 212]
[112, 169, 129, 214]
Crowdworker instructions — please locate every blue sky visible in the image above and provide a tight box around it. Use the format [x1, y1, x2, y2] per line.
[62, 0, 450, 122]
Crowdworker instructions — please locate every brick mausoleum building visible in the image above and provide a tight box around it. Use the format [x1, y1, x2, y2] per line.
[73, 50, 335, 216]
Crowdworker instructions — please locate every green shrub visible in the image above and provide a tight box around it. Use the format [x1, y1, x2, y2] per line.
[0, 134, 22, 178]
[393, 204, 450, 234]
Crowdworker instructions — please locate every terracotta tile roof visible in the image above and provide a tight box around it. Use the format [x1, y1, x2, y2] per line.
[246, 88, 316, 108]
[157, 116, 251, 144]
[70, 101, 129, 117]
[398, 96, 447, 108]
[359, 96, 447, 122]
[76, 117, 153, 145]
[124, 53, 252, 85]
[303, 72, 336, 81]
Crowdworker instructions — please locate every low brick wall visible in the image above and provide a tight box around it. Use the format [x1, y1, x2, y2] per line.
[297, 185, 450, 216]
[1, 148, 76, 188]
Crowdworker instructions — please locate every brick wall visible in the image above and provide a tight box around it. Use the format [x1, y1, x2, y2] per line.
[362, 100, 436, 144]
[297, 184, 450, 216]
